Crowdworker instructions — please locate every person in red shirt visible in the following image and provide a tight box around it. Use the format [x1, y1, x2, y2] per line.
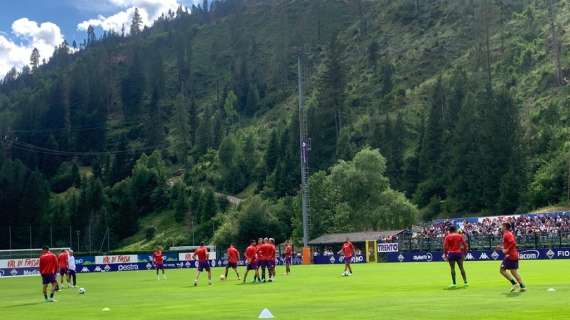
[243, 240, 260, 284]
[256, 238, 267, 281]
[497, 223, 526, 292]
[193, 242, 212, 286]
[57, 249, 69, 288]
[266, 238, 277, 282]
[39, 246, 59, 302]
[153, 246, 166, 280]
[443, 225, 468, 288]
[257, 238, 269, 282]
[224, 244, 241, 280]
[284, 240, 293, 275]
[338, 238, 355, 276]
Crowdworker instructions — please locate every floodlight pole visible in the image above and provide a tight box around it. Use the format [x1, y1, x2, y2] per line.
[298, 53, 311, 264]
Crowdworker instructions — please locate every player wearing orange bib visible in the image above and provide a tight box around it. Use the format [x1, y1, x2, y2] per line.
[153, 246, 166, 280]
[57, 250, 69, 288]
[443, 225, 468, 288]
[193, 242, 212, 286]
[339, 238, 354, 276]
[284, 240, 293, 275]
[243, 240, 260, 284]
[40, 246, 59, 302]
[497, 223, 526, 292]
[224, 244, 241, 280]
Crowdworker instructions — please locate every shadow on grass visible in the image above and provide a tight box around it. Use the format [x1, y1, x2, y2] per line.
[503, 292, 522, 298]
[5, 302, 45, 308]
[443, 286, 468, 291]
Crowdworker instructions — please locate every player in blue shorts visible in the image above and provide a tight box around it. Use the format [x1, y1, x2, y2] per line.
[443, 225, 469, 288]
[193, 242, 212, 286]
[243, 240, 260, 283]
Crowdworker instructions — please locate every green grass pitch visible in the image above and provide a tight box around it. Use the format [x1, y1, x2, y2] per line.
[1, 260, 569, 319]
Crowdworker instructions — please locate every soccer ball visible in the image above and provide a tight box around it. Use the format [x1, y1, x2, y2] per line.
[219, 275, 225, 281]
[78, 288, 86, 294]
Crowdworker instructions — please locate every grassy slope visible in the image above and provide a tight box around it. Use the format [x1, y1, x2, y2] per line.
[121, 2, 570, 250]
[117, 211, 187, 251]
[1, 261, 569, 319]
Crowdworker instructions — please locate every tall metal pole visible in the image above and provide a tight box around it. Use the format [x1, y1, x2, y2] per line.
[298, 54, 311, 262]
[8, 226, 12, 250]
[29, 225, 32, 249]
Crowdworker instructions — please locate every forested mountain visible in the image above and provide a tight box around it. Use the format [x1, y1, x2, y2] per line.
[0, 0, 568, 250]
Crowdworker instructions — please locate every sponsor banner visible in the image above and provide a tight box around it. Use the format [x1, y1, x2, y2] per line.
[0, 268, 40, 277]
[95, 255, 138, 265]
[74, 256, 95, 265]
[378, 243, 399, 253]
[0, 258, 39, 269]
[382, 248, 570, 263]
[313, 254, 366, 264]
[138, 253, 178, 263]
[178, 252, 217, 262]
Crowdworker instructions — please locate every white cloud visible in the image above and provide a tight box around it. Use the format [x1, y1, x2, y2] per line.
[0, 18, 64, 77]
[77, 0, 182, 34]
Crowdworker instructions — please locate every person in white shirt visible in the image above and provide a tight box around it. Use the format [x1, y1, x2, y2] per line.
[67, 250, 77, 288]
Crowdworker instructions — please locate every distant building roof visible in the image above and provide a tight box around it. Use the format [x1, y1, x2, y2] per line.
[308, 230, 405, 245]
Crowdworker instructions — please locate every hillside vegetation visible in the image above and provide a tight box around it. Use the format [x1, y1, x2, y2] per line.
[0, 0, 568, 251]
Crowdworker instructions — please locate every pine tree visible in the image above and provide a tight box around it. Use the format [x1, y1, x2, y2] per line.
[419, 77, 445, 179]
[30, 48, 40, 71]
[130, 8, 143, 35]
[388, 113, 405, 190]
[87, 25, 96, 44]
[310, 34, 345, 170]
[173, 94, 190, 166]
[145, 52, 165, 148]
[264, 129, 280, 175]
[121, 51, 145, 120]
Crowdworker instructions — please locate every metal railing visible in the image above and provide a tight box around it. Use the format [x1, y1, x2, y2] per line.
[389, 232, 570, 252]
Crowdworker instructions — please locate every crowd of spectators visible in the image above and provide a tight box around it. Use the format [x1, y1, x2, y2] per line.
[412, 213, 570, 239]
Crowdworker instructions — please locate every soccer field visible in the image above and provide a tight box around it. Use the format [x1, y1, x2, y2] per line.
[1, 260, 569, 320]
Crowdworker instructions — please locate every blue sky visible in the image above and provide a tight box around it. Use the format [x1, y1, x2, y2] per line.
[0, 0, 202, 77]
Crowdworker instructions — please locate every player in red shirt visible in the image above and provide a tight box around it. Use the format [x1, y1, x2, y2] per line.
[257, 238, 270, 282]
[223, 244, 241, 280]
[193, 242, 212, 286]
[443, 225, 469, 288]
[243, 240, 260, 283]
[153, 246, 166, 280]
[256, 238, 266, 281]
[284, 240, 293, 275]
[39, 246, 59, 302]
[57, 249, 69, 289]
[338, 238, 355, 276]
[267, 238, 277, 282]
[496, 222, 526, 292]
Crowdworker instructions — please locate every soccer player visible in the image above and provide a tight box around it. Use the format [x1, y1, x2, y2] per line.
[224, 244, 241, 280]
[193, 242, 212, 286]
[284, 240, 293, 275]
[339, 238, 354, 276]
[67, 250, 77, 288]
[257, 238, 269, 282]
[39, 246, 59, 302]
[267, 238, 277, 282]
[57, 249, 69, 288]
[497, 222, 526, 292]
[153, 246, 167, 280]
[243, 240, 260, 283]
[443, 225, 468, 288]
